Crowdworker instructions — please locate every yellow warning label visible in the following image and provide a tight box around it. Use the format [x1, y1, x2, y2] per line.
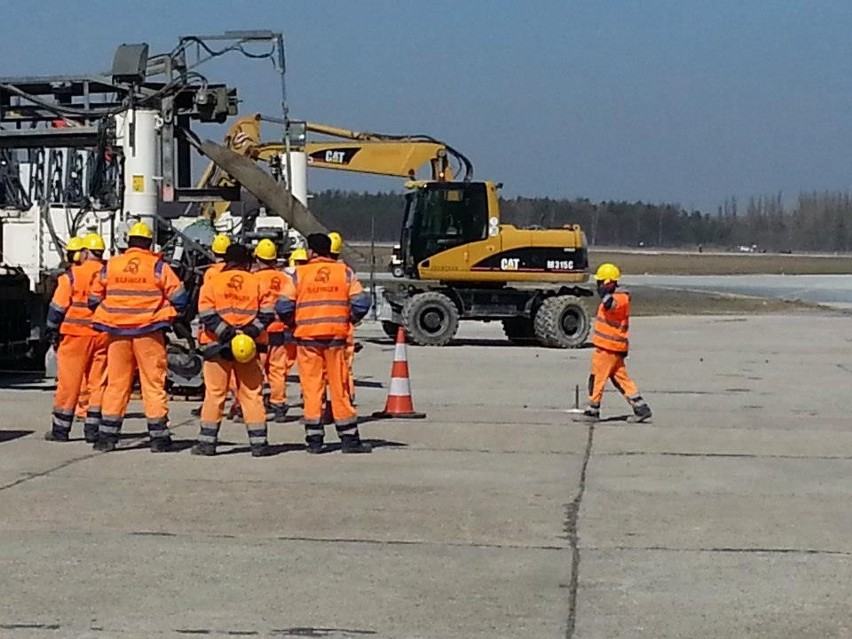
[131, 175, 145, 193]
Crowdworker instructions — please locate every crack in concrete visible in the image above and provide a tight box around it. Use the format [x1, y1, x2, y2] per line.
[600, 451, 852, 460]
[0, 417, 195, 493]
[584, 545, 852, 557]
[564, 422, 595, 639]
[273, 534, 566, 552]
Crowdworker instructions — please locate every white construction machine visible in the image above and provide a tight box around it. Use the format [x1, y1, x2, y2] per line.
[0, 31, 329, 386]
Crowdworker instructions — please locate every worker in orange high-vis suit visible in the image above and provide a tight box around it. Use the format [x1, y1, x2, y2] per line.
[60, 238, 92, 423]
[191, 233, 234, 420]
[328, 231, 358, 403]
[44, 234, 109, 443]
[89, 221, 188, 452]
[576, 263, 652, 423]
[276, 233, 372, 454]
[253, 239, 291, 422]
[204, 233, 232, 284]
[193, 243, 276, 457]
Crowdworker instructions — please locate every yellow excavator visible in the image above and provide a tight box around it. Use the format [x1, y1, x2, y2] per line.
[199, 115, 593, 347]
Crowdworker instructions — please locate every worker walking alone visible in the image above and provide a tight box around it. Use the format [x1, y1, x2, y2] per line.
[253, 239, 290, 422]
[276, 233, 372, 454]
[192, 243, 276, 457]
[89, 221, 188, 451]
[44, 234, 109, 443]
[577, 263, 652, 423]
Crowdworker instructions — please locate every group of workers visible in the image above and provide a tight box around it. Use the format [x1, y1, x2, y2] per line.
[46, 223, 650, 453]
[45, 222, 373, 456]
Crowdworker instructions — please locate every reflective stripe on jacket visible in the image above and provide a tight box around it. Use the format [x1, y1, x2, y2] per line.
[47, 260, 103, 336]
[275, 256, 371, 342]
[197, 267, 276, 346]
[90, 248, 187, 335]
[591, 290, 630, 353]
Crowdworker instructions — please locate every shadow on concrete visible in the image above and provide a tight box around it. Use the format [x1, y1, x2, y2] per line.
[0, 429, 33, 444]
[216, 442, 306, 456]
[114, 438, 197, 453]
[319, 438, 408, 453]
[0, 371, 54, 391]
[364, 337, 594, 349]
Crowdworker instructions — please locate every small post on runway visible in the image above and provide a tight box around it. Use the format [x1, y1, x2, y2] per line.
[574, 384, 580, 409]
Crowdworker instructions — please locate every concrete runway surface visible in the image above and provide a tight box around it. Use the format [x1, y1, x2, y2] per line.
[626, 274, 852, 309]
[1, 313, 851, 638]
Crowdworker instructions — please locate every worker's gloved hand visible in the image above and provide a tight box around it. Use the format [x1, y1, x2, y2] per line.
[218, 324, 237, 343]
[354, 342, 363, 353]
[45, 328, 60, 349]
[241, 323, 262, 339]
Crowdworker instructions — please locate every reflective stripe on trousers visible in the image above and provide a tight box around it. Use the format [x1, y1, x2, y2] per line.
[198, 421, 220, 444]
[51, 407, 74, 435]
[147, 417, 171, 439]
[246, 424, 268, 446]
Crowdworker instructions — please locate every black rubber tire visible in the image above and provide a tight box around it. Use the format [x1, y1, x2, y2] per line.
[501, 318, 537, 345]
[381, 320, 401, 340]
[401, 291, 460, 346]
[533, 296, 590, 348]
[391, 265, 405, 278]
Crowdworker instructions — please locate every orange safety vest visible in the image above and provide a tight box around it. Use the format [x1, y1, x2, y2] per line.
[292, 258, 354, 340]
[254, 266, 287, 335]
[203, 260, 227, 285]
[591, 290, 630, 353]
[91, 248, 185, 335]
[197, 268, 270, 345]
[48, 260, 103, 336]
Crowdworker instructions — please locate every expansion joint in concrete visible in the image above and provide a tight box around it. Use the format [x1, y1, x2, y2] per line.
[565, 422, 595, 639]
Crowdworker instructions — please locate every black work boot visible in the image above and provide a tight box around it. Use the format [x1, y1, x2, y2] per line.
[627, 402, 652, 423]
[150, 436, 174, 453]
[573, 405, 600, 423]
[305, 442, 324, 455]
[191, 442, 216, 456]
[93, 435, 117, 452]
[250, 444, 275, 458]
[44, 430, 70, 442]
[83, 426, 99, 444]
[340, 436, 372, 454]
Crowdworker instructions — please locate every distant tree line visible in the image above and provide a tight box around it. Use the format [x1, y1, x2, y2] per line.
[309, 189, 852, 252]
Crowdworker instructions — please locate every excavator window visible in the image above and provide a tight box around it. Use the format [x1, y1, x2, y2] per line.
[404, 182, 488, 265]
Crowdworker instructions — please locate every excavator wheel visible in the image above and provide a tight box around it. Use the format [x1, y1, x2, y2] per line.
[401, 291, 460, 346]
[501, 318, 537, 345]
[382, 321, 402, 340]
[533, 296, 590, 348]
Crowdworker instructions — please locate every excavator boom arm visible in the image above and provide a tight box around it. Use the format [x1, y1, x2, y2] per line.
[256, 140, 454, 180]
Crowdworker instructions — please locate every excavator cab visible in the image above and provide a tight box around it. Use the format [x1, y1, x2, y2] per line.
[401, 181, 490, 275]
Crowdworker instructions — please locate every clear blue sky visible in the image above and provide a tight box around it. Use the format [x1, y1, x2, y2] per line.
[3, 0, 851, 212]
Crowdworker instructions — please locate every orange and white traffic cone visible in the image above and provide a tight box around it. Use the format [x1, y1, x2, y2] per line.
[372, 327, 426, 419]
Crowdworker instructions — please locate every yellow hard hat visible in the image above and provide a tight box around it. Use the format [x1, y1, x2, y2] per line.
[328, 231, 343, 255]
[289, 247, 308, 267]
[211, 233, 231, 256]
[595, 263, 621, 284]
[83, 233, 106, 251]
[66, 237, 85, 252]
[128, 221, 154, 240]
[231, 333, 257, 363]
[254, 238, 277, 261]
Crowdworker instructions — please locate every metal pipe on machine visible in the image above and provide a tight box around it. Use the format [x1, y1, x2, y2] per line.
[280, 150, 308, 207]
[115, 108, 160, 232]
